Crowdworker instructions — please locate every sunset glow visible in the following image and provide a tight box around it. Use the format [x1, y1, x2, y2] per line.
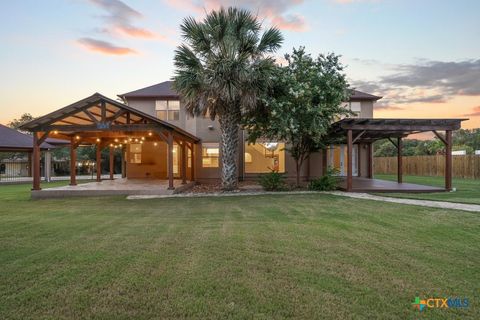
[1, 0, 479, 129]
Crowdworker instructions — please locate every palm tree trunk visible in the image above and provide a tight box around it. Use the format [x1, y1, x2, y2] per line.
[219, 111, 240, 191]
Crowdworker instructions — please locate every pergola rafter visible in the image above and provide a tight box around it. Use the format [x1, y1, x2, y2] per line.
[20, 93, 200, 191]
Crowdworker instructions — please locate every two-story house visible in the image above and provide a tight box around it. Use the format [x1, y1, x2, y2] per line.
[118, 81, 382, 183]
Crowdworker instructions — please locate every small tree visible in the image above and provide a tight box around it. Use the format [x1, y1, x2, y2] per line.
[245, 47, 351, 186]
[8, 113, 35, 133]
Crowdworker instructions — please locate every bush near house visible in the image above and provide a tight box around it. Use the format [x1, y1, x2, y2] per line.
[259, 169, 287, 191]
[308, 167, 340, 191]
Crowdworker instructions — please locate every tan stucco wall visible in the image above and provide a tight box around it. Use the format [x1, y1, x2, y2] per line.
[125, 97, 373, 183]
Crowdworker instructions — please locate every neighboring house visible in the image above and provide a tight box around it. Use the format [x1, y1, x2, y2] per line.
[118, 81, 382, 182]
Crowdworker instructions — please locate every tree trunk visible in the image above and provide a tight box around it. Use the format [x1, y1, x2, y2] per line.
[219, 111, 240, 191]
[295, 159, 300, 187]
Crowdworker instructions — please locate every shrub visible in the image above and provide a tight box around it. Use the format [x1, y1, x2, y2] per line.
[308, 167, 339, 191]
[259, 170, 286, 191]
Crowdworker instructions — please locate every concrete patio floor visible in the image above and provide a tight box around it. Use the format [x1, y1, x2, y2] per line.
[31, 178, 195, 199]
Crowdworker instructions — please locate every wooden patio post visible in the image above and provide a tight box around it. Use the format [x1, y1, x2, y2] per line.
[445, 130, 452, 191]
[190, 143, 195, 182]
[322, 148, 328, 175]
[181, 142, 187, 184]
[357, 145, 362, 177]
[32, 132, 41, 190]
[397, 137, 403, 183]
[167, 133, 174, 190]
[347, 129, 353, 191]
[69, 136, 77, 186]
[109, 145, 114, 180]
[367, 143, 373, 179]
[96, 143, 102, 182]
[28, 152, 33, 177]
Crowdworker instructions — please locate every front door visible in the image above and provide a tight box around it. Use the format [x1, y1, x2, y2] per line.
[328, 145, 358, 176]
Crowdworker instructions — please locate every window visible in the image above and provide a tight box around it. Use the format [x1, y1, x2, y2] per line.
[130, 144, 142, 163]
[349, 102, 361, 117]
[173, 144, 179, 175]
[244, 142, 285, 173]
[202, 143, 219, 167]
[155, 100, 180, 121]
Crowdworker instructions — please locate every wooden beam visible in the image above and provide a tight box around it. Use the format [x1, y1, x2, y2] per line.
[70, 136, 77, 186]
[367, 143, 373, 179]
[347, 129, 353, 192]
[109, 146, 114, 180]
[96, 143, 102, 182]
[432, 130, 447, 145]
[108, 109, 127, 122]
[32, 132, 41, 190]
[181, 142, 187, 184]
[397, 137, 403, 183]
[167, 132, 174, 190]
[190, 142, 195, 182]
[101, 101, 107, 122]
[445, 130, 452, 191]
[387, 137, 398, 148]
[83, 110, 99, 123]
[340, 124, 461, 131]
[352, 130, 366, 144]
[37, 131, 50, 145]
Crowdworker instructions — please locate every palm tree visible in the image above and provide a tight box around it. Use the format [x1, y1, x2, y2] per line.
[173, 7, 283, 190]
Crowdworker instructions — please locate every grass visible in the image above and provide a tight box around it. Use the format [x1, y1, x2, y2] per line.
[0, 184, 479, 319]
[374, 174, 480, 205]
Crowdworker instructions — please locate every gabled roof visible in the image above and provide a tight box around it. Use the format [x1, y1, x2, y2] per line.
[119, 81, 179, 99]
[0, 124, 55, 151]
[20, 93, 200, 143]
[349, 90, 382, 101]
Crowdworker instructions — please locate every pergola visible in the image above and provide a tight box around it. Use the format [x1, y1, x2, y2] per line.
[20, 93, 200, 191]
[326, 118, 467, 192]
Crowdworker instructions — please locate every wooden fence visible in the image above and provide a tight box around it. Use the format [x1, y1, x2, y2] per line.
[374, 155, 480, 179]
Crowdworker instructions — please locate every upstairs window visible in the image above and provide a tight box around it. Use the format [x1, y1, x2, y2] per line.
[349, 102, 361, 117]
[155, 100, 180, 121]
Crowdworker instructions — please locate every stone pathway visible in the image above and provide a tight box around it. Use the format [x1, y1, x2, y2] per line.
[128, 189, 480, 213]
[326, 191, 480, 213]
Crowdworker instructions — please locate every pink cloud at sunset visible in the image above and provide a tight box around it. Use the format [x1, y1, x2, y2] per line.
[163, 0, 307, 32]
[77, 38, 137, 55]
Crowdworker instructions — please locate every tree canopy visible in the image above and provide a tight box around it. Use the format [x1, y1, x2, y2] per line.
[244, 47, 351, 186]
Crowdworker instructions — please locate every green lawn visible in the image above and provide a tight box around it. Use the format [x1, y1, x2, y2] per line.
[0, 184, 479, 319]
[374, 174, 480, 205]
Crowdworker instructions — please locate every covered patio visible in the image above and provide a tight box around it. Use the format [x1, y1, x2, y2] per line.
[326, 118, 467, 192]
[20, 93, 200, 196]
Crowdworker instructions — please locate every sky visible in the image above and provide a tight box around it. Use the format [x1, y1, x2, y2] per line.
[1, 0, 479, 129]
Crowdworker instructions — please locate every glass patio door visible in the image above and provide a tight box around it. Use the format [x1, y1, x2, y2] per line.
[328, 145, 358, 176]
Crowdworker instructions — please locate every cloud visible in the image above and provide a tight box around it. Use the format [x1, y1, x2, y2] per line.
[352, 59, 480, 108]
[334, 0, 380, 3]
[464, 106, 480, 117]
[89, 0, 155, 38]
[163, 0, 307, 32]
[374, 104, 403, 111]
[77, 37, 136, 55]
